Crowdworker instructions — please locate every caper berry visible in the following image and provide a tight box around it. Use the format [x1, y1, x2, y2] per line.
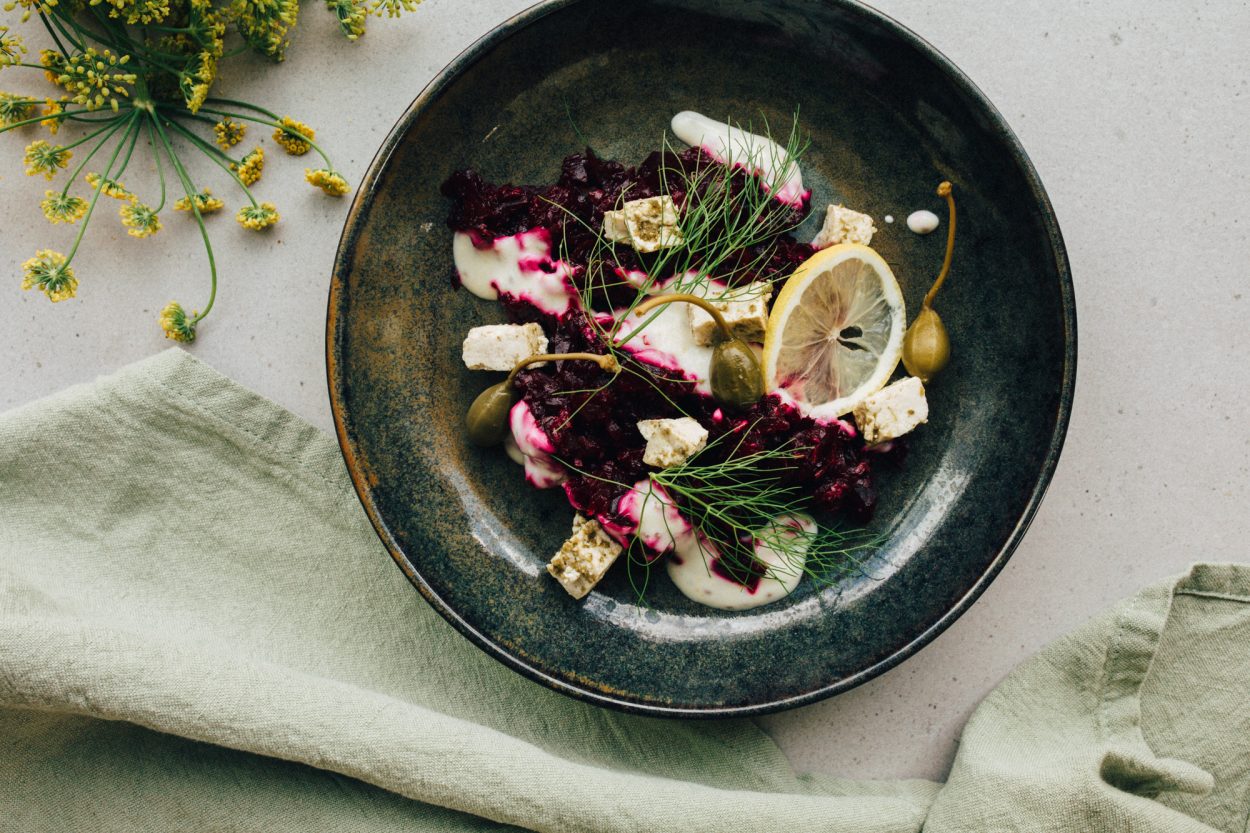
[465, 381, 514, 447]
[901, 306, 950, 382]
[902, 181, 956, 383]
[464, 352, 621, 447]
[710, 339, 765, 408]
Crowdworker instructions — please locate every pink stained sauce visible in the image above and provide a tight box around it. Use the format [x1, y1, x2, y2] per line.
[509, 400, 565, 489]
[452, 229, 578, 316]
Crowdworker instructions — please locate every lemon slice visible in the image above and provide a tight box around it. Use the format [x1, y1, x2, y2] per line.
[762, 243, 905, 419]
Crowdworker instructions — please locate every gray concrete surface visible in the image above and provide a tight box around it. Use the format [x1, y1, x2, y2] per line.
[3, 0, 1249, 782]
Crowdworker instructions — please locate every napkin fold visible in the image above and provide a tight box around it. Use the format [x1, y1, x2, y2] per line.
[0, 349, 1245, 833]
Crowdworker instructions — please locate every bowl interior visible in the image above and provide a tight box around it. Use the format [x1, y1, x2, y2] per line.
[329, 0, 1074, 715]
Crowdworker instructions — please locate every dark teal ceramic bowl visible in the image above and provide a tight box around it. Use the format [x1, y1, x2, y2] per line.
[327, 0, 1075, 716]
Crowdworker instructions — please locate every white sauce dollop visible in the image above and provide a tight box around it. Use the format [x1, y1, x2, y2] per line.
[906, 210, 940, 235]
[666, 514, 815, 610]
[508, 401, 565, 488]
[612, 286, 715, 395]
[670, 111, 808, 207]
[452, 229, 577, 315]
[600, 480, 692, 554]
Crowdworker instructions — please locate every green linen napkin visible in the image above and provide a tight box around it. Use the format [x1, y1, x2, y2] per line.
[0, 348, 1244, 833]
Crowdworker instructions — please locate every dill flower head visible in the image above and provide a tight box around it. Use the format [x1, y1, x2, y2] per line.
[40, 190, 88, 224]
[4, 0, 56, 24]
[85, 171, 134, 200]
[54, 48, 136, 111]
[174, 189, 225, 214]
[24, 140, 72, 179]
[305, 168, 350, 197]
[159, 301, 197, 342]
[370, 0, 420, 19]
[188, 0, 226, 56]
[214, 117, 246, 148]
[21, 249, 78, 303]
[120, 202, 162, 238]
[40, 98, 65, 134]
[326, 0, 367, 40]
[273, 116, 314, 155]
[233, 0, 300, 61]
[0, 25, 26, 66]
[0, 91, 34, 125]
[95, 0, 171, 25]
[39, 48, 66, 84]
[236, 201, 280, 231]
[179, 51, 217, 113]
[233, 146, 265, 185]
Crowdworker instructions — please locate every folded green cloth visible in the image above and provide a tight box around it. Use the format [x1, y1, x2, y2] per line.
[0, 349, 1244, 833]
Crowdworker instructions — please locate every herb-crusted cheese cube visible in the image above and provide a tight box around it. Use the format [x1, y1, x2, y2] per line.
[853, 376, 929, 445]
[461, 323, 548, 372]
[637, 417, 709, 468]
[811, 204, 877, 249]
[602, 195, 683, 253]
[686, 282, 772, 346]
[547, 517, 623, 599]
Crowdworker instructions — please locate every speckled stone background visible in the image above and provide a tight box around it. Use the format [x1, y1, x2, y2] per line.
[2, 0, 1248, 780]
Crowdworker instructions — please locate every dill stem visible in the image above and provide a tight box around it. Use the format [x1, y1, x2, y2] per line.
[59, 116, 128, 196]
[65, 112, 139, 264]
[152, 115, 217, 322]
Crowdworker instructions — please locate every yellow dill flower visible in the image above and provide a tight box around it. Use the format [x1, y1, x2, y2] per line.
[4, 0, 56, 24]
[188, 0, 226, 57]
[233, 146, 264, 185]
[179, 51, 216, 113]
[305, 168, 350, 197]
[159, 301, 196, 342]
[174, 189, 225, 214]
[326, 0, 367, 40]
[39, 49, 65, 84]
[0, 25, 26, 66]
[54, 48, 136, 110]
[0, 91, 35, 125]
[24, 140, 72, 179]
[369, 0, 419, 18]
[21, 249, 77, 303]
[120, 202, 162, 238]
[40, 98, 66, 135]
[84, 171, 134, 200]
[233, 0, 299, 61]
[214, 117, 246, 149]
[273, 116, 314, 155]
[236, 201, 279, 231]
[96, 0, 171, 25]
[40, 190, 88, 224]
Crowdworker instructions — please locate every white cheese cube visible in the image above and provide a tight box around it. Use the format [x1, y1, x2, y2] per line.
[811, 204, 877, 249]
[602, 195, 683, 253]
[686, 282, 772, 346]
[853, 376, 929, 444]
[547, 517, 623, 599]
[637, 417, 709, 468]
[461, 323, 548, 372]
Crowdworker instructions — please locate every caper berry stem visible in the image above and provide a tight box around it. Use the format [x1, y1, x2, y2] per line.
[922, 181, 956, 310]
[630, 293, 735, 342]
[504, 352, 621, 386]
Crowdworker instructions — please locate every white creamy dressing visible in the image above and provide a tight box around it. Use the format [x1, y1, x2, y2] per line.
[613, 292, 715, 395]
[906, 209, 940, 235]
[508, 401, 566, 488]
[884, 214, 895, 224]
[599, 480, 692, 554]
[666, 514, 814, 610]
[453, 229, 577, 315]
[670, 111, 808, 207]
